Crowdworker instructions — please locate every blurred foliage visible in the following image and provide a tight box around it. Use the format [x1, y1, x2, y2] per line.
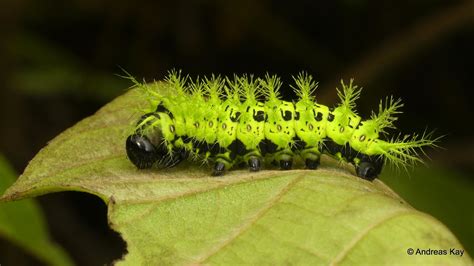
[0, 154, 73, 265]
[5, 33, 128, 100]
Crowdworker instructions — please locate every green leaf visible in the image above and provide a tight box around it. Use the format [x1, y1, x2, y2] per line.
[0, 154, 73, 266]
[1, 85, 471, 265]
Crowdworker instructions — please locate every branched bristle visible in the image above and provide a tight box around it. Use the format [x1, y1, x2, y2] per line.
[223, 75, 241, 103]
[259, 73, 282, 101]
[164, 69, 190, 97]
[371, 96, 403, 134]
[116, 68, 141, 87]
[238, 74, 260, 102]
[116, 69, 162, 102]
[203, 74, 224, 102]
[381, 130, 441, 171]
[291, 72, 318, 102]
[189, 76, 206, 99]
[337, 79, 361, 112]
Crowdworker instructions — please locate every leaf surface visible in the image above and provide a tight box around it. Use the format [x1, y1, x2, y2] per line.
[1, 84, 471, 265]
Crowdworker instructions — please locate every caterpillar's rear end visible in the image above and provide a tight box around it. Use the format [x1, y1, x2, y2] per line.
[125, 71, 439, 181]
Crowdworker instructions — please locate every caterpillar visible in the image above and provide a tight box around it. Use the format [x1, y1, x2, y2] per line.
[125, 70, 438, 181]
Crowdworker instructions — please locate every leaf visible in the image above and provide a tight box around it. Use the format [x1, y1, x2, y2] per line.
[1, 84, 471, 265]
[0, 154, 73, 266]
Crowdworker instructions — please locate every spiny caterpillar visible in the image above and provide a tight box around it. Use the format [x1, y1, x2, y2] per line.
[125, 71, 438, 181]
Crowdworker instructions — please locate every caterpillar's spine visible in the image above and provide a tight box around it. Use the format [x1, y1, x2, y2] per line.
[125, 71, 439, 180]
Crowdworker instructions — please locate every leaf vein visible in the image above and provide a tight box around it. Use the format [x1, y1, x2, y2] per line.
[329, 210, 414, 265]
[193, 174, 305, 264]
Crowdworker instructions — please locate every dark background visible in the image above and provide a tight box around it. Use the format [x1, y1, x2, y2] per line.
[0, 0, 473, 265]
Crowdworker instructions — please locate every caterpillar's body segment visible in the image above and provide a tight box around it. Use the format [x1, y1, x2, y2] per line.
[125, 71, 437, 181]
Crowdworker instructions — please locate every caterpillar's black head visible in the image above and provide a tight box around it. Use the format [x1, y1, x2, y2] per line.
[126, 132, 186, 169]
[126, 134, 161, 169]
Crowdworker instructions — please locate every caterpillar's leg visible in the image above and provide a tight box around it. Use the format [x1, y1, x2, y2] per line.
[248, 156, 262, 172]
[354, 155, 383, 181]
[212, 151, 234, 176]
[280, 159, 293, 170]
[243, 151, 263, 172]
[300, 147, 321, 170]
[305, 158, 320, 170]
[275, 149, 293, 170]
[213, 161, 226, 176]
[356, 162, 376, 180]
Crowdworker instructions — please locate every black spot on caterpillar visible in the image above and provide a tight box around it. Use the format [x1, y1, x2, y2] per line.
[125, 71, 439, 181]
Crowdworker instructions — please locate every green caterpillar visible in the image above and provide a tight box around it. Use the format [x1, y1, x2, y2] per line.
[125, 70, 438, 180]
